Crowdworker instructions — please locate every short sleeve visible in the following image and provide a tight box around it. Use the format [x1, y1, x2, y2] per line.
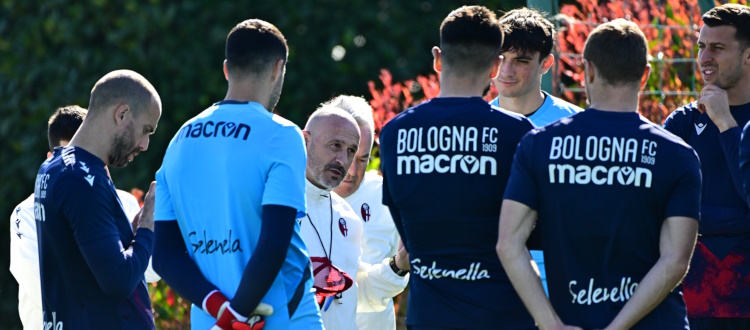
[116, 190, 141, 220]
[154, 165, 175, 221]
[262, 126, 307, 218]
[664, 147, 702, 220]
[503, 133, 539, 210]
[380, 127, 394, 207]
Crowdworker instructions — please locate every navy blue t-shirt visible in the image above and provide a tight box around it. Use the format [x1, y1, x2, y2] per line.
[505, 109, 701, 329]
[35, 146, 154, 329]
[380, 97, 536, 329]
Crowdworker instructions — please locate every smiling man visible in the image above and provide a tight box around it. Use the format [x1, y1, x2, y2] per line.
[489, 7, 583, 295]
[664, 4, 750, 329]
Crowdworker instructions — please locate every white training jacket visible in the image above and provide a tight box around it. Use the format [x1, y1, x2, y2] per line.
[9, 190, 159, 329]
[299, 179, 409, 330]
[344, 172, 401, 330]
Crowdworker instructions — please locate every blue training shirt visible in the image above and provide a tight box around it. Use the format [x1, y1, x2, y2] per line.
[154, 101, 320, 328]
[491, 91, 582, 127]
[380, 97, 536, 329]
[36, 146, 154, 329]
[505, 109, 701, 329]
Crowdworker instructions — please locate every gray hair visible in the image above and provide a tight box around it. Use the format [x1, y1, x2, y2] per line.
[321, 95, 375, 146]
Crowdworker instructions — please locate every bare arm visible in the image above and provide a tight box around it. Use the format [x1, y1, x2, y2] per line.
[497, 200, 580, 330]
[604, 216, 698, 330]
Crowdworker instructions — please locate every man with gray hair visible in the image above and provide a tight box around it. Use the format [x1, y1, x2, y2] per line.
[299, 105, 408, 330]
[324, 95, 402, 330]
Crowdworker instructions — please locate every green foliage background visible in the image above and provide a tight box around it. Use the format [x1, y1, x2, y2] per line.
[0, 0, 524, 328]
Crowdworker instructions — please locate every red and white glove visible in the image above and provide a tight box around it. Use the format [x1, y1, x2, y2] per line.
[205, 290, 273, 330]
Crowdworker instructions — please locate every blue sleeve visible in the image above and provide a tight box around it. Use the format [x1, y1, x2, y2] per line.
[383, 173, 407, 252]
[665, 148, 702, 220]
[154, 165, 175, 221]
[380, 125, 407, 249]
[718, 126, 747, 204]
[153, 220, 217, 306]
[503, 133, 539, 209]
[229, 204, 297, 316]
[740, 122, 750, 206]
[58, 175, 151, 299]
[262, 127, 307, 218]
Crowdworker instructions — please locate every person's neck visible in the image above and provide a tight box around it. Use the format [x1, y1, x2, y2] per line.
[725, 78, 750, 106]
[588, 85, 640, 113]
[437, 73, 487, 98]
[224, 81, 269, 110]
[496, 90, 546, 116]
[306, 176, 332, 192]
[68, 122, 110, 165]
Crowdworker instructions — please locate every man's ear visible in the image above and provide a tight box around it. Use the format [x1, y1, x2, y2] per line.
[223, 60, 230, 81]
[490, 55, 501, 79]
[270, 59, 285, 83]
[302, 130, 311, 146]
[541, 54, 554, 74]
[584, 59, 595, 85]
[640, 63, 651, 90]
[432, 46, 442, 73]
[113, 104, 130, 126]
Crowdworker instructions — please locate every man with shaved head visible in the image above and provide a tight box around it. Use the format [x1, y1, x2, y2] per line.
[299, 105, 409, 330]
[35, 69, 162, 329]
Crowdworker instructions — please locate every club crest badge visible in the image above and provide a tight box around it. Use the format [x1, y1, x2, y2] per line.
[361, 203, 371, 222]
[339, 218, 348, 237]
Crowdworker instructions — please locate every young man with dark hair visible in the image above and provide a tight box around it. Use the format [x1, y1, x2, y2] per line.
[499, 19, 701, 329]
[665, 4, 750, 329]
[153, 19, 323, 329]
[11, 105, 157, 329]
[379, 6, 537, 328]
[35, 70, 162, 329]
[490, 7, 583, 294]
[491, 8, 581, 127]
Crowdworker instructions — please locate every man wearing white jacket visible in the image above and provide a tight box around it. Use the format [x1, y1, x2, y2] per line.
[299, 105, 409, 329]
[327, 95, 402, 330]
[9, 105, 159, 329]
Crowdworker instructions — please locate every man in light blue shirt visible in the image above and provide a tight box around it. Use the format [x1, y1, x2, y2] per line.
[489, 8, 583, 293]
[152, 19, 322, 330]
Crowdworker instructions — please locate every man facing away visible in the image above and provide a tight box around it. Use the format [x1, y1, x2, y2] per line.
[35, 70, 162, 329]
[498, 19, 700, 330]
[10, 105, 158, 329]
[327, 95, 402, 330]
[490, 7, 583, 294]
[379, 6, 537, 329]
[153, 19, 323, 329]
[299, 105, 409, 330]
[664, 4, 750, 329]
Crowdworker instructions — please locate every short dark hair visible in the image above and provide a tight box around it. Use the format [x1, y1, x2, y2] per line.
[703, 4, 750, 49]
[499, 8, 555, 62]
[48, 105, 86, 151]
[88, 70, 160, 118]
[226, 19, 288, 77]
[440, 6, 504, 75]
[583, 19, 648, 86]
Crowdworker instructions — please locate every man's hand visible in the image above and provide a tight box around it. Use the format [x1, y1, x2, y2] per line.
[697, 84, 737, 132]
[136, 181, 156, 232]
[394, 244, 410, 271]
